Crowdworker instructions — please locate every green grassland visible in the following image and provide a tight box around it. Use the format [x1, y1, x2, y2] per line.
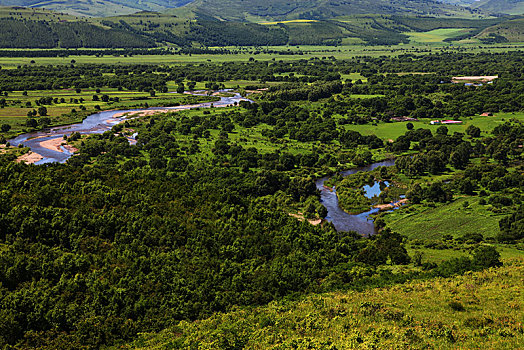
[122, 259, 524, 349]
[385, 196, 502, 241]
[3, 42, 524, 68]
[405, 28, 476, 44]
[344, 112, 524, 140]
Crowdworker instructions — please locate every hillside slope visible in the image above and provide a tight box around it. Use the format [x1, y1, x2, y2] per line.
[476, 17, 524, 41]
[179, 0, 483, 21]
[0, 8, 512, 48]
[473, 0, 524, 15]
[0, 0, 192, 17]
[123, 259, 524, 349]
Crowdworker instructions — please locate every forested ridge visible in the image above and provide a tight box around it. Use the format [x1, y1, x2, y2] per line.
[0, 8, 519, 48]
[0, 18, 155, 48]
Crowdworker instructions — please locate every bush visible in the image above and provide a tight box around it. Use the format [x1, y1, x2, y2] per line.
[436, 257, 473, 277]
[448, 301, 465, 311]
[472, 246, 501, 269]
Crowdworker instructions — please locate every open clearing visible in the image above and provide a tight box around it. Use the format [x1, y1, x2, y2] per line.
[405, 28, 474, 44]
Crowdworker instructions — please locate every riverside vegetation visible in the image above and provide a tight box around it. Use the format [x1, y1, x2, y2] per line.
[0, 51, 522, 348]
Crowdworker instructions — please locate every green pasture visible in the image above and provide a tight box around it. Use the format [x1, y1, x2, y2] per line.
[340, 73, 367, 82]
[1, 43, 524, 67]
[345, 112, 524, 140]
[383, 196, 503, 241]
[405, 28, 475, 44]
[408, 245, 523, 263]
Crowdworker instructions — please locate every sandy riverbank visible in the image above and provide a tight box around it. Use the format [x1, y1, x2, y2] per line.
[289, 213, 322, 226]
[16, 151, 43, 164]
[40, 138, 78, 154]
[112, 109, 174, 119]
[374, 198, 408, 211]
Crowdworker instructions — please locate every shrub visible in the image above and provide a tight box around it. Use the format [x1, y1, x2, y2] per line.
[472, 245, 501, 268]
[448, 301, 465, 311]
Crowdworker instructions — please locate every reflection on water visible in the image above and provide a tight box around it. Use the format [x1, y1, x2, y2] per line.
[363, 181, 389, 199]
[315, 160, 396, 235]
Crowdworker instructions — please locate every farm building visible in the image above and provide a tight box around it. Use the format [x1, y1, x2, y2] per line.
[430, 120, 463, 125]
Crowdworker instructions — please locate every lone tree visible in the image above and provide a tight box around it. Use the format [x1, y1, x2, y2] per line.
[37, 106, 47, 117]
[26, 118, 37, 128]
[1, 124, 11, 132]
[472, 246, 501, 268]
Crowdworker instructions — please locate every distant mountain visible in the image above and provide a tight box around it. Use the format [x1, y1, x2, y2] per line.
[472, 0, 524, 15]
[0, 0, 489, 18]
[0, 1, 518, 49]
[0, 0, 192, 17]
[178, 0, 483, 21]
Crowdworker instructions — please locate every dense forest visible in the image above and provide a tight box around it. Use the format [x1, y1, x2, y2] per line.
[0, 18, 155, 48]
[0, 52, 522, 348]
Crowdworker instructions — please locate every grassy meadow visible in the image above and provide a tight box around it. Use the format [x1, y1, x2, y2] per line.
[1, 42, 524, 67]
[344, 112, 524, 140]
[384, 197, 502, 241]
[405, 28, 474, 44]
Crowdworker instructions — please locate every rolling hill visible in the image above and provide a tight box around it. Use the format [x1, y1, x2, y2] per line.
[476, 17, 524, 41]
[0, 1, 521, 49]
[473, 0, 524, 15]
[177, 0, 484, 22]
[0, 0, 490, 18]
[0, 6, 516, 48]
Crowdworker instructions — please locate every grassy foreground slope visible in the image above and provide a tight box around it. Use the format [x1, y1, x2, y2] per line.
[124, 259, 523, 349]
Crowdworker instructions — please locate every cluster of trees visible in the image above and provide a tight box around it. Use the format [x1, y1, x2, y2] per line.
[188, 20, 289, 47]
[0, 64, 169, 92]
[0, 48, 177, 58]
[393, 123, 523, 242]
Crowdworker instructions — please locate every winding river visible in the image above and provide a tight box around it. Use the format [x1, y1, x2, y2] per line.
[315, 159, 396, 235]
[10, 91, 395, 235]
[9, 92, 249, 164]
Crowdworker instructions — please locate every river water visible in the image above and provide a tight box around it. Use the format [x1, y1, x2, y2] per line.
[315, 159, 396, 235]
[9, 92, 249, 164]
